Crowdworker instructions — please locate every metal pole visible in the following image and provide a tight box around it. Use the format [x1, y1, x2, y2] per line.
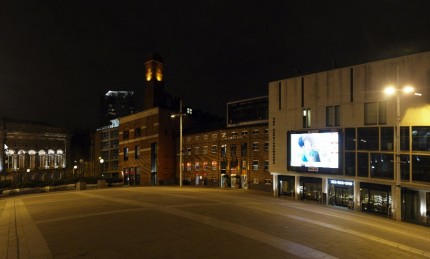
[394, 64, 402, 221]
[179, 99, 183, 188]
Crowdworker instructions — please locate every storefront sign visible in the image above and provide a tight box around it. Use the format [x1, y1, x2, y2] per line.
[330, 179, 353, 186]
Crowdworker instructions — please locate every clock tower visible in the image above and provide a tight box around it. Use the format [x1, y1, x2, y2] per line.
[143, 53, 165, 110]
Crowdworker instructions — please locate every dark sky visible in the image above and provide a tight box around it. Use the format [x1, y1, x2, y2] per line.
[1, 0, 430, 130]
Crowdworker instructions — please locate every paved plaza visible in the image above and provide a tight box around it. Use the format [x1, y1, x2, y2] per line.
[1, 187, 430, 258]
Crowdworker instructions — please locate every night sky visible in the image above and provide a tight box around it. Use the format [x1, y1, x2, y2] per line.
[1, 0, 430, 130]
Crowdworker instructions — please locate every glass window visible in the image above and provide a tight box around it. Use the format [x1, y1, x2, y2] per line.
[264, 160, 269, 171]
[124, 147, 129, 161]
[370, 153, 394, 179]
[345, 128, 356, 150]
[135, 128, 141, 137]
[345, 152, 355, 176]
[186, 162, 192, 172]
[123, 130, 129, 140]
[303, 108, 311, 128]
[230, 144, 237, 155]
[195, 162, 200, 171]
[380, 127, 394, 151]
[364, 102, 377, 125]
[221, 144, 227, 157]
[252, 160, 259, 170]
[203, 161, 209, 171]
[135, 145, 140, 159]
[195, 147, 200, 154]
[357, 152, 368, 177]
[412, 155, 430, 182]
[252, 142, 259, 151]
[241, 143, 248, 157]
[357, 127, 379, 150]
[335, 105, 340, 126]
[187, 147, 191, 155]
[400, 154, 410, 181]
[203, 146, 208, 154]
[211, 161, 217, 171]
[412, 126, 430, 151]
[211, 145, 217, 154]
[378, 101, 387, 124]
[400, 126, 410, 151]
[264, 142, 269, 152]
[326, 106, 333, 127]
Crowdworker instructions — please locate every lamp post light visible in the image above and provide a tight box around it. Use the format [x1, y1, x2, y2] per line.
[99, 157, 104, 178]
[384, 77, 421, 221]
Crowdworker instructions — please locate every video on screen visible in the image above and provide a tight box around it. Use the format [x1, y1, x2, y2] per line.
[289, 132, 339, 170]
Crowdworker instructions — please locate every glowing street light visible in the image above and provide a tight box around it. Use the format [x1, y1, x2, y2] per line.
[383, 70, 421, 221]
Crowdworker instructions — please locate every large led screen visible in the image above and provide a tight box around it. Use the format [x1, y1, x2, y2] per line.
[289, 131, 340, 173]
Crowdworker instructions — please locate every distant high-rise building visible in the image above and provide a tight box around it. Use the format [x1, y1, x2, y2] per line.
[101, 90, 135, 126]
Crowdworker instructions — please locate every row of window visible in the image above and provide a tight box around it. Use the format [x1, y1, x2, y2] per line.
[186, 142, 269, 156]
[183, 160, 269, 172]
[345, 126, 430, 151]
[186, 129, 269, 143]
[6, 154, 66, 171]
[123, 145, 141, 161]
[344, 152, 430, 182]
[101, 130, 119, 140]
[303, 102, 388, 129]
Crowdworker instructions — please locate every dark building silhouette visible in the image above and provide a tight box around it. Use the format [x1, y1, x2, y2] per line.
[101, 91, 135, 126]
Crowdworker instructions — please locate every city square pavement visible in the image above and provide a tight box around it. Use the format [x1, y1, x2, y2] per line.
[1, 187, 430, 259]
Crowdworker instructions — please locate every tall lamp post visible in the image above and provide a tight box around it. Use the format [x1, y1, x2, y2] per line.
[171, 99, 184, 187]
[384, 71, 421, 221]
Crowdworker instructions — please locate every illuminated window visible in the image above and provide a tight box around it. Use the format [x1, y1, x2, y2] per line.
[211, 145, 217, 153]
[195, 162, 200, 171]
[303, 108, 311, 128]
[252, 160, 259, 170]
[135, 145, 140, 159]
[203, 146, 208, 154]
[186, 162, 192, 171]
[187, 147, 191, 155]
[124, 147, 129, 161]
[203, 161, 209, 171]
[195, 147, 200, 154]
[211, 161, 217, 171]
[364, 102, 386, 125]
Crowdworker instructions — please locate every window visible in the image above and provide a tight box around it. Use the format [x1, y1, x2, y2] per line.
[212, 134, 217, 139]
[357, 153, 368, 177]
[252, 142, 259, 151]
[370, 153, 394, 179]
[211, 145, 217, 153]
[230, 144, 237, 156]
[203, 161, 209, 171]
[135, 145, 140, 159]
[264, 142, 269, 152]
[326, 105, 340, 127]
[221, 144, 227, 157]
[123, 130, 129, 140]
[186, 137, 191, 142]
[345, 152, 355, 176]
[345, 128, 356, 150]
[412, 155, 430, 182]
[195, 135, 200, 141]
[241, 143, 247, 157]
[231, 132, 237, 138]
[211, 161, 217, 171]
[203, 146, 208, 154]
[253, 129, 259, 135]
[135, 128, 141, 138]
[242, 130, 248, 136]
[357, 127, 379, 150]
[195, 147, 200, 154]
[364, 102, 386, 125]
[412, 126, 430, 151]
[380, 127, 394, 151]
[195, 162, 200, 171]
[203, 135, 208, 140]
[187, 147, 191, 155]
[264, 160, 269, 171]
[124, 147, 129, 161]
[252, 160, 259, 170]
[242, 160, 247, 170]
[264, 129, 269, 135]
[303, 108, 311, 128]
[186, 162, 192, 171]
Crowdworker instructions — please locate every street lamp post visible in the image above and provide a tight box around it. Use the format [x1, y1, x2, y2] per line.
[99, 157, 104, 178]
[384, 65, 421, 221]
[171, 99, 184, 187]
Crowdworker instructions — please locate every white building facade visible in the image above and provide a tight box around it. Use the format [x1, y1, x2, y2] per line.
[269, 51, 430, 225]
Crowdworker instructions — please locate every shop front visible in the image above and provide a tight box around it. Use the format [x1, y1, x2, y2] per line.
[278, 175, 295, 198]
[328, 179, 354, 208]
[360, 182, 391, 217]
[300, 177, 323, 202]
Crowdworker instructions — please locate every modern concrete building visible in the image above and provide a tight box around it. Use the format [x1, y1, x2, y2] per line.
[94, 119, 120, 179]
[269, 51, 430, 225]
